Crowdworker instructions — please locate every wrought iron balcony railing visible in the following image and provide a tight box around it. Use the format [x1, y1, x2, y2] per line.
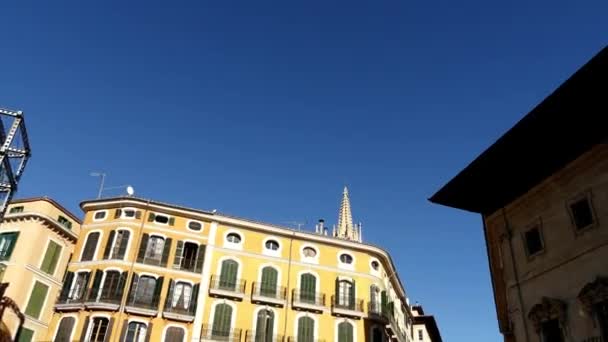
[244, 330, 285, 342]
[55, 292, 85, 310]
[163, 300, 196, 322]
[367, 302, 388, 321]
[291, 289, 325, 312]
[200, 325, 242, 341]
[125, 294, 160, 316]
[209, 275, 246, 299]
[330, 295, 365, 317]
[251, 282, 287, 306]
[84, 288, 122, 310]
[285, 337, 326, 342]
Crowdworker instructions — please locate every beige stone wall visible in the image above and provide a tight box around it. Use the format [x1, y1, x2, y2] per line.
[485, 144, 608, 342]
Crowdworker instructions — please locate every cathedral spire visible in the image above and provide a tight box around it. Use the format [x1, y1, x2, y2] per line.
[334, 186, 362, 242]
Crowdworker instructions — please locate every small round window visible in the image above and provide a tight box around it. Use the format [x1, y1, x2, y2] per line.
[303, 247, 317, 258]
[94, 211, 106, 220]
[371, 260, 380, 270]
[226, 233, 242, 243]
[265, 240, 279, 251]
[340, 253, 354, 264]
[188, 221, 202, 231]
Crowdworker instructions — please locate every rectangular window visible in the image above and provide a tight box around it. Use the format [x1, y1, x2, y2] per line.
[18, 327, 34, 342]
[0, 232, 19, 261]
[57, 216, 72, 230]
[40, 240, 62, 275]
[418, 329, 423, 340]
[88, 317, 110, 341]
[25, 281, 49, 319]
[145, 236, 165, 262]
[524, 226, 544, 257]
[569, 196, 595, 231]
[9, 206, 24, 214]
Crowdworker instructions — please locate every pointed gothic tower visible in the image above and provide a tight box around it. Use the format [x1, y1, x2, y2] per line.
[333, 186, 362, 242]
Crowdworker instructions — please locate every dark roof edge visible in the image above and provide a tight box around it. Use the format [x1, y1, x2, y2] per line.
[413, 315, 442, 342]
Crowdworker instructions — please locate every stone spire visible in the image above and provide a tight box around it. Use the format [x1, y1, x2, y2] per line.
[333, 186, 362, 242]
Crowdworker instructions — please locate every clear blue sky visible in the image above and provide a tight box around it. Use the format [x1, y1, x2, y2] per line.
[1, 1, 607, 341]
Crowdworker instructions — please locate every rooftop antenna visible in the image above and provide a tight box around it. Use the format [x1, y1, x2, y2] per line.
[283, 220, 307, 231]
[90, 172, 134, 198]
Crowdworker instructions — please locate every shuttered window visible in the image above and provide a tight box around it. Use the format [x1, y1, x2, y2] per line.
[125, 322, 147, 342]
[260, 267, 278, 297]
[88, 317, 111, 342]
[212, 303, 233, 337]
[25, 281, 49, 319]
[338, 321, 354, 342]
[18, 327, 34, 342]
[297, 316, 314, 342]
[40, 240, 62, 275]
[255, 309, 274, 342]
[219, 260, 238, 290]
[300, 273, 316, 303]
[0, 231, 19, 260]
[103, 229, 130, 260]
[164, 327, 185, 342]
[55, 316, 76, 342]
[81, 232, 100, 261]
[336, 279, 355, 309]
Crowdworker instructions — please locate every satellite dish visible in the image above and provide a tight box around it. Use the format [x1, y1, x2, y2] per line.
[126, 186, 134, 196]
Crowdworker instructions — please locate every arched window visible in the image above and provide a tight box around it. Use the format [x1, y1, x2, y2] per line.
[337, 321, 354, 342]
[260, 267, 278, 297]
[164, 326, 185, 342]
[81, 232, 100, 261]
[226, 233, 242, 244]
[299, 273, 317, 304]
[336, 279, 355, 309]
[103, 229, 130, 260]
[55, 316, 76, 342]
[100, 270, 123, 300]
[254, 309, 275, 342]
[86, 317, 109, 341]
[212, 303, 233, 338]
[297, 316, 314, 342]
[125, 321, 147, 342]
[219, 259, 239, 290]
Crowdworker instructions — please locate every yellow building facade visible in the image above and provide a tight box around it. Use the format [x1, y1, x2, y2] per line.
[47, 188, 415, 342]
[0, 198, 81, 342]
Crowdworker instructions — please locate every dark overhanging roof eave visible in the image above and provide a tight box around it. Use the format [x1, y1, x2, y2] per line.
[430, 45, 608, 215]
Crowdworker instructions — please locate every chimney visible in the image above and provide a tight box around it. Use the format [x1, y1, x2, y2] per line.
[323, 227, 328, 236]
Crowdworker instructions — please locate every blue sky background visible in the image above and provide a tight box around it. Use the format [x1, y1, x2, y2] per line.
[1, 1, 607, 340]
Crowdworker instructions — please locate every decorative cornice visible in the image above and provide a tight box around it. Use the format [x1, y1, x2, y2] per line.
[578, 276, 608, 314]
[2, 212, 78, 242]
[528, 297, 567, 332]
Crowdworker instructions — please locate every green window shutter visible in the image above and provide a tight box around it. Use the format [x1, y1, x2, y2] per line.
[160, 238, 172, 267]
[164, 279, 175, 310]
[17, 327, 34, 342]
[135, 210, 142, 219]
[103, 230, 116, 259]
[190, 283, 200, 313]
[212, 303, 232, 336]
[153, 276, 164, 307]
[127, 274, 140, 304]
[136, 234, 149, 263]
[25, 281, 49, 319]
[220, 260, 238, 289]
[260, 267, 278, 296]
[114, 209, 122, 218]
[194, 244, 206, 273]
[301, 273, 316, 303]
[147, 213, 155, 222]
[338, 322, 353, 342]
[173, 241, 184, 269]
[297, 317, 313, 342]
[350, 279, 356, 309]
[41, 240, 62, 275]
[2, 231, 20, 260]
[59, 271, 74, 300]
[90, 270, 104, 300]
[168, 217, 175, 226]
[381, 290, 388, 315]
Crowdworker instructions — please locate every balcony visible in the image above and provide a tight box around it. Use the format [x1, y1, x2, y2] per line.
[125, 295, 160, 316]
[291, 290, 325, 313]
[55, 295, 85, 311]
[251, 282, 287, 307]
[330, 296, 364, 319]
[208, 275, 246, 300]
[385, 313, 408, 342]
[244, 330, 284, 342]
[200, 325, 242, 341]
[367, 302, 388, 322]
[163, 302, 196, 322]
[84, 289, 121, 311]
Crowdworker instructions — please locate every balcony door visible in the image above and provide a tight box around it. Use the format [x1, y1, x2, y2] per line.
[211, 303, 233, 338]
[300, 273, 316, 304]
[260, 267, 278, 297]
[336, 279, 354, 309]
[254, 309, 274, 342]
[219, 259, 238, 290]
[297, 316, 314, 342]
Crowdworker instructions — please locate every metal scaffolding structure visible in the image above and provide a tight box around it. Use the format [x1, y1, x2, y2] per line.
[0, 108, 31, 220]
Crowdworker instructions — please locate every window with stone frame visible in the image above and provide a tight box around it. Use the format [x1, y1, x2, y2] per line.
[568, 192, 596, 231]
[524, 224, 544, 257]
